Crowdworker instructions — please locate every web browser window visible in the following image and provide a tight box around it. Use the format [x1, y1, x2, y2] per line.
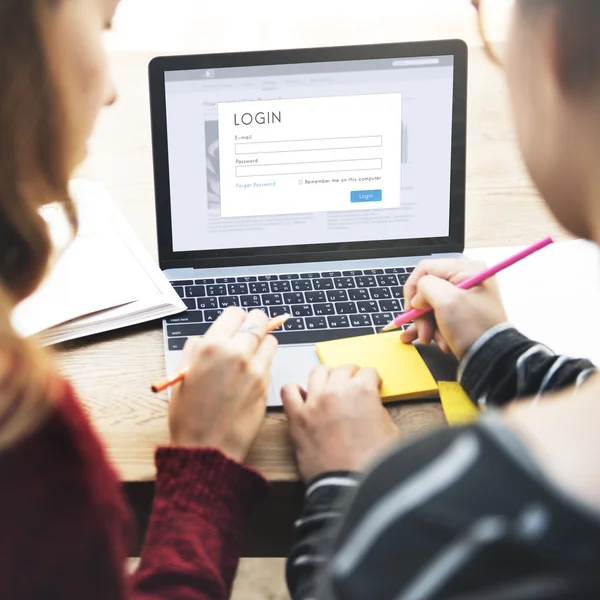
[164, 55, 454, 252]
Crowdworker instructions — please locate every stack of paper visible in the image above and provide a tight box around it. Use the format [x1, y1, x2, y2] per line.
[11, 180, 186, 345]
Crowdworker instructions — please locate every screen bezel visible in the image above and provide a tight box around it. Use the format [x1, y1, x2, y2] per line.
[149, 40, 468, 270]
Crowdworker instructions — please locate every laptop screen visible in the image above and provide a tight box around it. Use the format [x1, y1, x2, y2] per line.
[163, 54, 455, 254]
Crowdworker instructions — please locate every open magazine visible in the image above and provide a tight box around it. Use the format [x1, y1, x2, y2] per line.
[11, 180, 186, 345]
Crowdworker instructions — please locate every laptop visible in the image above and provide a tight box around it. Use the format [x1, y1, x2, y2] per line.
[149, 40, 468, 406]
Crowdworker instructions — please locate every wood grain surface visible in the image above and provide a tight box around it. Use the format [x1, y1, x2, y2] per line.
[60, 47, 569, 484]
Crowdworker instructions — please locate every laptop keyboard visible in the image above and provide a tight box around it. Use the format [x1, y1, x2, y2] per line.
[165, 267, 414, 350]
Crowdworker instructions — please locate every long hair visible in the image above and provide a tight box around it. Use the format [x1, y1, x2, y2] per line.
[0, 0, 76, 449]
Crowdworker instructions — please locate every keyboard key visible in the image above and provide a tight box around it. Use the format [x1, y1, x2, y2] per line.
[292, 305, 313, 317]
[313, 278, 334, 290]
[314, 303, 335, 316]
[372, 313, 394, 327]
[284, 318, 306, 331]
[166, 311, 205, 324]
[269, 305, 290, 318]
[185, 285, 206, 298]
[357, 301, 379, 313]
[205, 309, 223, 322]
[364, 269, 384, 275]
[300, 272, 321, 279]
[240, 295, 261, 307]
[256, 306, 269, 315]
[321, 271, 341, 278]
[271, 328, 372, 345]
[350, 314, 372, 327]
[384, 267, 406, 274]
[283, 292, 304, 305]
[216, 277, 236, 283]
[334, 277, 355, 289]
[250, 282, 269, 294]
[305, 290, 326, 303]
[356, 276, 377, 288]
[183, 298, 196, 310]
[391, 287, 404, 299]
[173, 287, 184, 298]
[172, 280, 193, 286]
[206, 284, 226, 296]
[370, 288, 391, 300]
[262, 294, 283, 306]
[335, 302, 358, 315]
[349, 289, 369, 301]
[270, 281, 292, 293]
[195, 278, 215, 285]
[167, 323, 210, 337]
[258, 275, 279, 281]
[380, 299, 402, 312]
[197, 297, 218, 309]
[236, 276, 257, 282]
[377, 275, 398, 287]
[228, 283, 248, 295]
[327, 315, 350, 328]
[292, 280, 312, 292]
[219, 296, 240, 308]
[342, 270, 363, 276]
[406, 267, 415, 273]
[327, 290, 348, 302]
[168, 337, 188, 351]
[306, 316, 327, 329]
[398, 274, 410, 285]
[279, 274, 300, 280]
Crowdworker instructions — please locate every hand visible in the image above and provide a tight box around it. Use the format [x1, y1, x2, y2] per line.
[400, 259, 508, 359]
[169, 307, 278, 462]
[281, 365, 399, 482]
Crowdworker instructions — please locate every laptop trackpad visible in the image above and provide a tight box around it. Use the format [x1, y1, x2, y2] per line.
[268, 345, 321, 407]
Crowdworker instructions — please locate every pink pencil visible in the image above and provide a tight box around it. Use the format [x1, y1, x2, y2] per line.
[379, 236, 554, 333]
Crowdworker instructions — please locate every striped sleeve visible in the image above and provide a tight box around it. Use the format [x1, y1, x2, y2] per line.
[458, 323, 596, 408]
[289, 426, 600, 600]
[287, 472, 360, 600]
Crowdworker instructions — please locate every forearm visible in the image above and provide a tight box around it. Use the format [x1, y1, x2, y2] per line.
[287, 472, 360, 600]
[131, 448, 268, 600]
[459, 323, 596, 408]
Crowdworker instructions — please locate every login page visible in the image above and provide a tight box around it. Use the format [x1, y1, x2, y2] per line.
[164, 55, 454, 252]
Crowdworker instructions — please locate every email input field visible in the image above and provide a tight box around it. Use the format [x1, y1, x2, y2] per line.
[236, 158, 382, 177]
[235, 136, 382, 155]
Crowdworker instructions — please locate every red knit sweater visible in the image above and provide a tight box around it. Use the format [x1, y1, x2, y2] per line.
[0, 379, 268, 600]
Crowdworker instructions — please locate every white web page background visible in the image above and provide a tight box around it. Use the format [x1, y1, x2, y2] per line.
[165, 57, 454, 253]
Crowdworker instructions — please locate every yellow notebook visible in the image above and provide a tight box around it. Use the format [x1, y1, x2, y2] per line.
[438, 381, 479, 426]
[315, 333, 438, 403]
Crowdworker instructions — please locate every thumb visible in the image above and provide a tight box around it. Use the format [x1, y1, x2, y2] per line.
[411, 275, 463, 312]
[281, 383, 306, 422]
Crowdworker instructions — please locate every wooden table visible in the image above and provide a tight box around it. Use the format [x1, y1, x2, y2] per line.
[59, 47, 568, 556]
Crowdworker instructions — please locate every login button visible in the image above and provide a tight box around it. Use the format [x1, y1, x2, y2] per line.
[350, 190, 382, 203]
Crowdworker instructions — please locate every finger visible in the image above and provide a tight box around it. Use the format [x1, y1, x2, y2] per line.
[400, 324, 418, 344]
[231, 309, 270, 357]
[434, 330, 451, 354]
[328, 364, 360, 388]
[203, 306, 247, 341]
[281, 383, 306, 421]
[353, 367, 383, 390]
[415, 316, 435, 345]
[404, 259, 487, 308]
[250, 333, 279, 375]
[307, 365, 331, 399]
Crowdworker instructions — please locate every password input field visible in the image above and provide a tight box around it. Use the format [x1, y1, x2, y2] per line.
[235, 158, 382, 177]
[235, 136, 382, 155]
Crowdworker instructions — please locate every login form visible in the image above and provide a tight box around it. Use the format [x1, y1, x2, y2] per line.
[217, 94, 403, 218]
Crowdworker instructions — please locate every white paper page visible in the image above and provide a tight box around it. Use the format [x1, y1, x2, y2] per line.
[467, 239, 600, 366]
[11, 180, 179, 338]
